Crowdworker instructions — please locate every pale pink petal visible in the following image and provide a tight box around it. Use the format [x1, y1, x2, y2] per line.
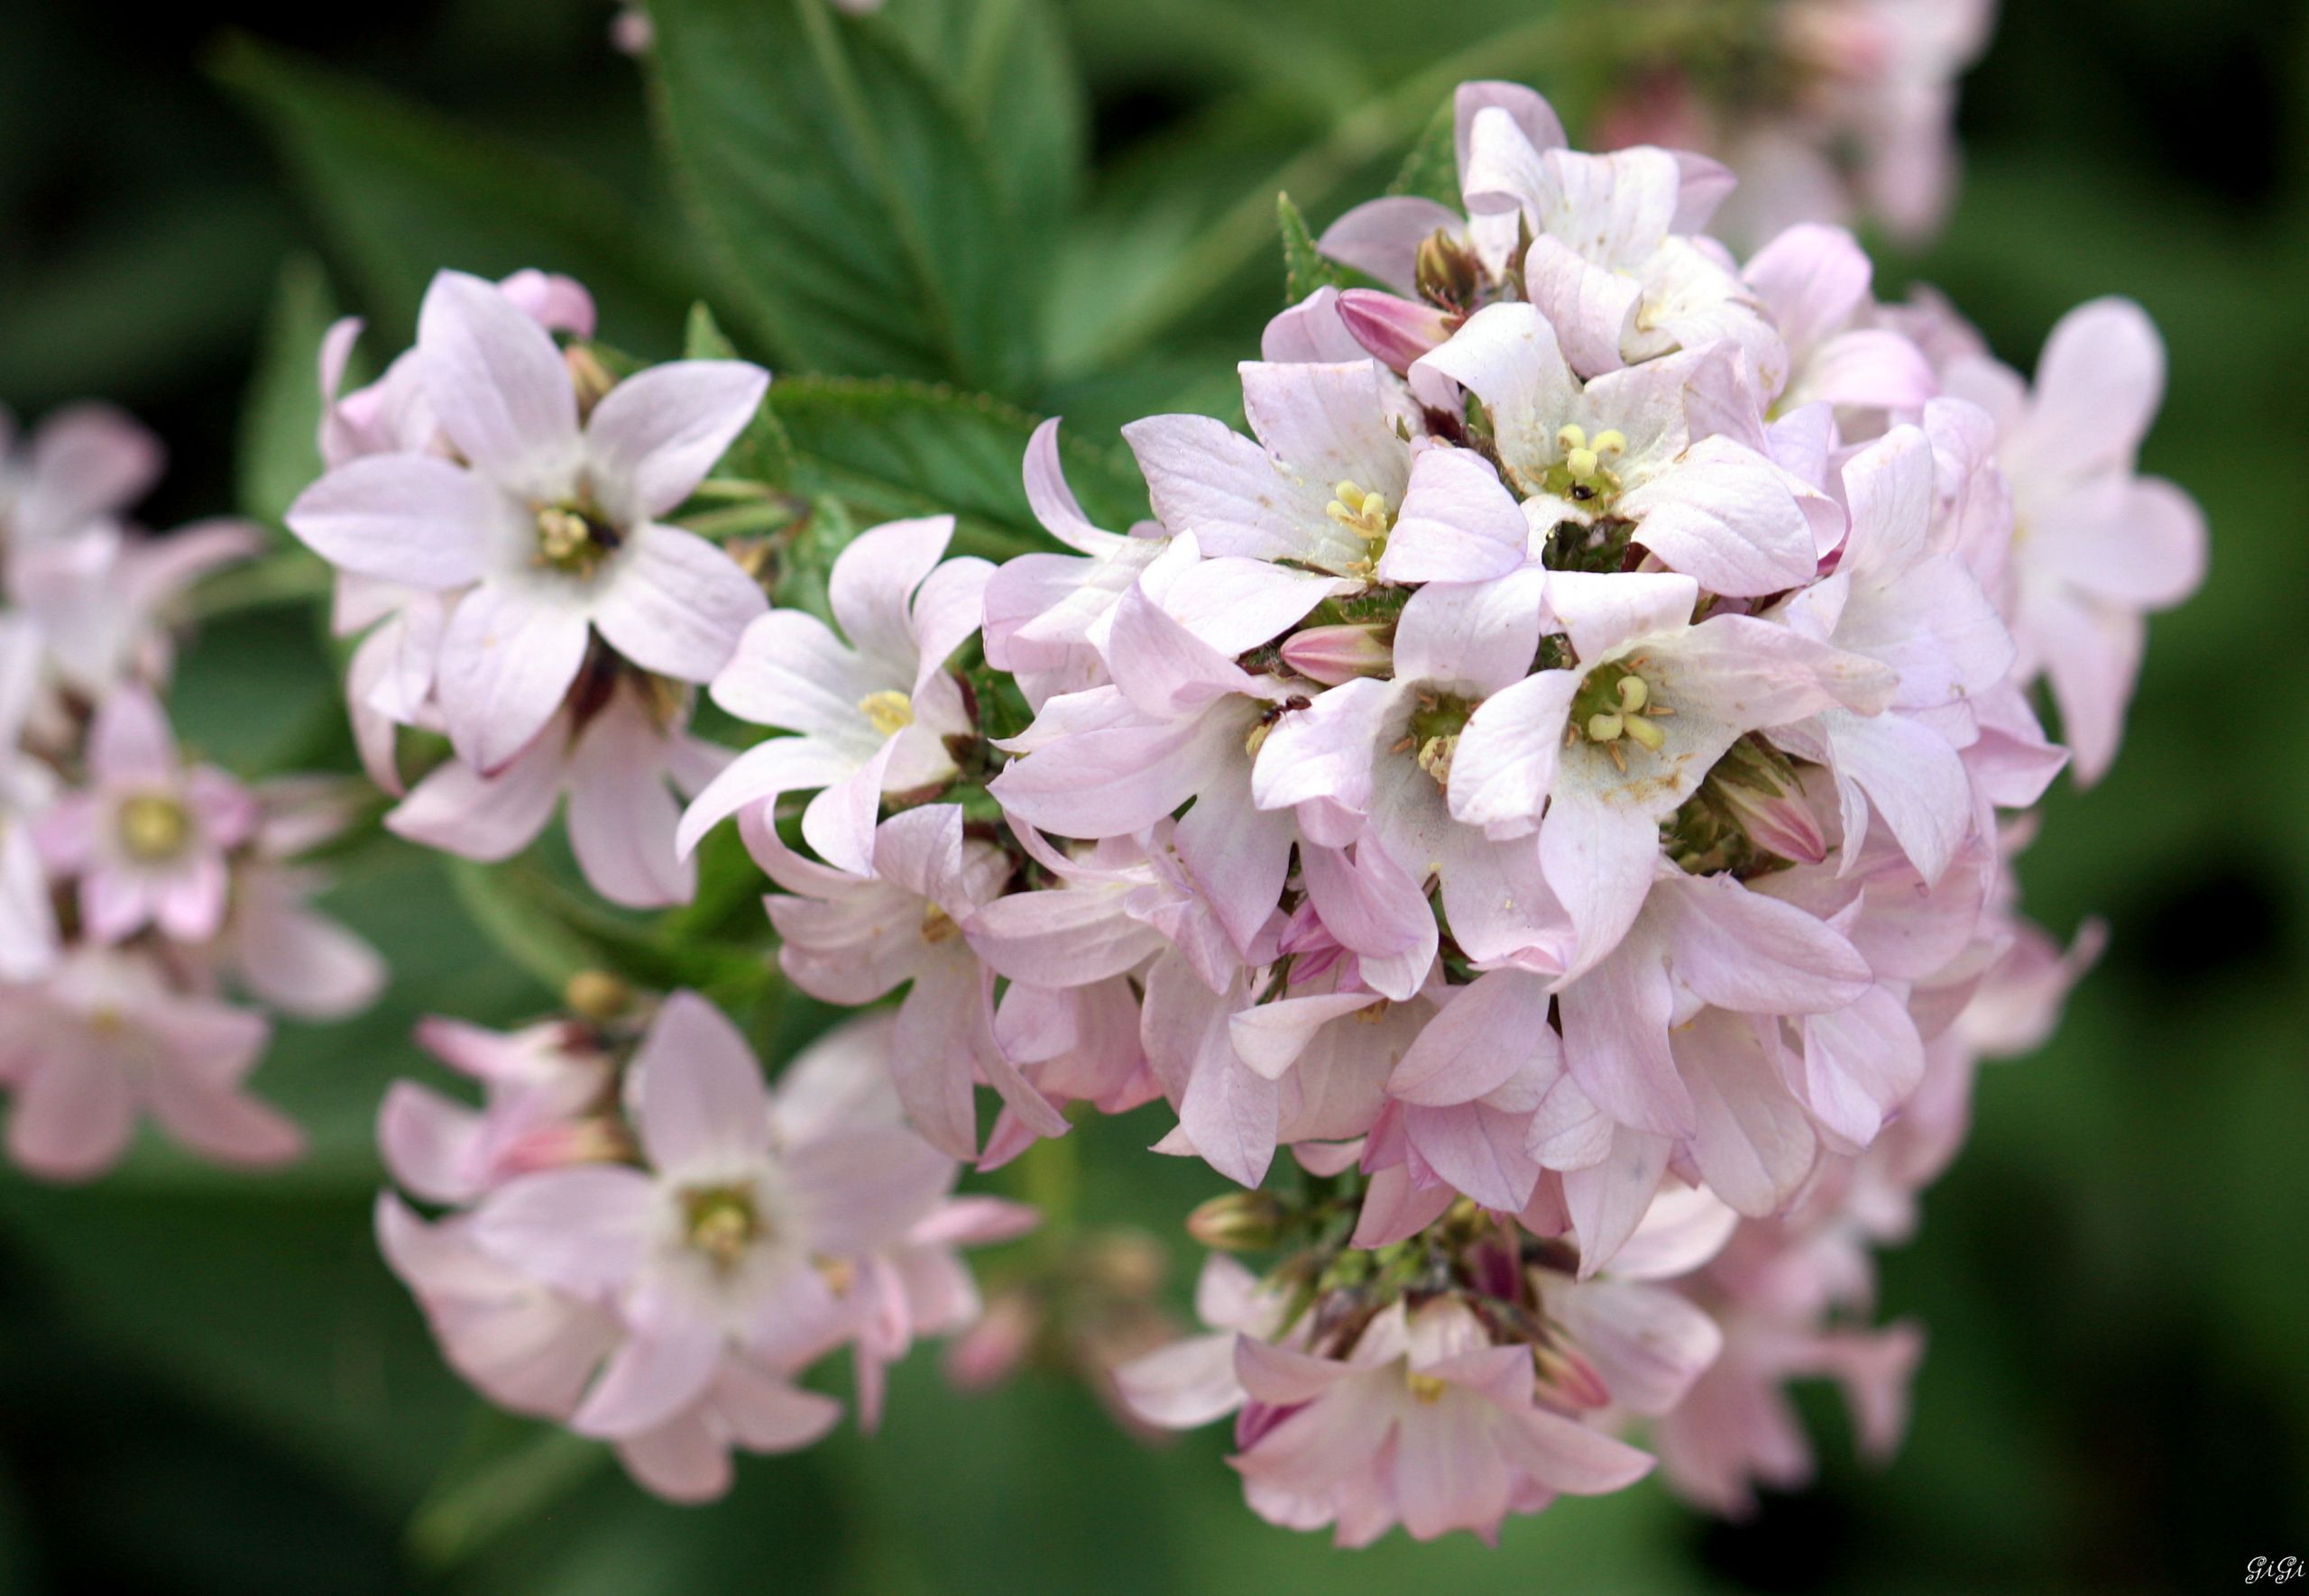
[584, 361, 769, 525]
[829, 517, 952, 671]
[1388, 970, 1553, 1106]
[566, 696, 690, 908]
[593, 523, 767, 684]
[417, 271, 583, 500]
[385, 720, 567, 860]
[436, 584, 591, 772]
[634, 991, 772, 1179]
[472, 1165, 660, 1291]
[573, 1324, 723, 1438]
[9, 1054, 135, 1180]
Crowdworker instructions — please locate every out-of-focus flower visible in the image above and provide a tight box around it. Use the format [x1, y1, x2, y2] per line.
[382, 995, 1036, 1502]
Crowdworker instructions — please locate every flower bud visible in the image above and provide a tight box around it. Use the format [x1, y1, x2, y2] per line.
[1337, 289, 1458, 374]
[1706, 738, 1828, 864]
[1281, 623, 1394, 686]
[1186, 1191, 1284, 1252]
[1412, 229, 1480, 310]
[564, 968, 633, 1021]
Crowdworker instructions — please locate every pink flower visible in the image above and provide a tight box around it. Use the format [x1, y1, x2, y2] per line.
[1224, 1298, 1651, 1545]
[1942, 298, 2206, 783]
[0, 946, 299, 1180]
[381, 1014, 620, 1206]
[980, 419, 1167, 711]
[287, 270, 768, 771]
[35, 684, 257, 946]
[1121, 361, 1427, 579]
[1446, 570, 1892, 972]
[1412, 304, 1822, 597]
[0, 402, 161, 552]
[465, 995, 933, 1436]
[7, 518, 259, 697]
[678, 515, 988, 875]
[1768, 424, 2013, 883]
[1741, 223, 1937, 417]
[749, 803, 1066, 1160]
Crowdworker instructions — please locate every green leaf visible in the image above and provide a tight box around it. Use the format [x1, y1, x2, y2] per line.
[685, 304, 798, 487]
[211, 36, 701, 349]
[1276, 190, 1348, 305]
[236, 255, 338, 530]
[1388, 95, 1459, 206]
[879, 0, 1087, 236]
[646, 0, 1034, 395]
[770, 376, 1149, 554]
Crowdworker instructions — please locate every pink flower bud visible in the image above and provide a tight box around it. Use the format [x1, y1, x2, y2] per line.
[1280, 622, 1394, 686]
[1337, 290, 1458, 373]
[1712, 772, 1828, 865]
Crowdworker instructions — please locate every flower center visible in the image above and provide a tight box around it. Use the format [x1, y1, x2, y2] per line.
[680, 1183, 762, 1270]
[1568, 659, 1673, 773]
[859, 690, 915, 737]
[533, 500, 621, 576]
[920, 902, 959, 944]
[1397, 692, 1476, 788]
[1543, 424, 1628, 505]
[116, 793, 190, 862]
[1405, 1371, 1449, 1405]
[1325, 480, 1395, 573]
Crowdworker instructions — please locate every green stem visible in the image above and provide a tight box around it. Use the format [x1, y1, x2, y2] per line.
[184, 547, 332, 620]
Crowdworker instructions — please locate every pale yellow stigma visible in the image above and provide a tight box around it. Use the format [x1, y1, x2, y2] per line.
[1553, 424, 1628, 497]
[920, 902, 959, 944]
[535, 506, 592, 563]
[1572, 661, 1674, 772]
[1324, 480, 1393, 544]
[680, 1185, 760, 1270]
[115, 793, 190, 862]
[1405, 1371, 1449, 1405]
[859, 690, 915, 737]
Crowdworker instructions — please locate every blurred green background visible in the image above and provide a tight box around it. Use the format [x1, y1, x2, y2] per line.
[2, 0, 2304, 1590]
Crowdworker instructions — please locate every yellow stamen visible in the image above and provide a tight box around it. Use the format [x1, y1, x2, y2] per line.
[1406, 1371, 1449, 1405]
[859, 690, 915, 736]
[1323, 479, 1393, 544]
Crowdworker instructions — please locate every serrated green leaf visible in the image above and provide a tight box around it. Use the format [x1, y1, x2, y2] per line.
[647, 0, 1035, 395]
[212, 36, 700, 350]
[236, 255, 337, 530]
[1388, 95, 1459, 206]
[770, 376, 1149, 553]
[879, 0, 1086, 237]
[685, 305, 798, 487]
[1276, 191, 1348, 305]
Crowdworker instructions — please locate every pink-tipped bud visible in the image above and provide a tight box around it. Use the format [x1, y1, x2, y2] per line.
[1532, 1338, 1614, 1413]
[1281, 622, 1394, 686]
[1338, 290, 1458, 373]
[1714, 774, 1827, 865]
[1706, 738, 1829, 865]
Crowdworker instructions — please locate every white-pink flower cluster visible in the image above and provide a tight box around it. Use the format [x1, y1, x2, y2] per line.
[646, 81, 2197, 1539]
[284, 82, 2199, 1538]
[378, 988, 1034, 1501]
[0, 405, 384, 1179]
